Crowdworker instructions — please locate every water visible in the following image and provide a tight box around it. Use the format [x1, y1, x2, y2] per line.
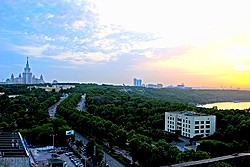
[201, 102, 250, 110]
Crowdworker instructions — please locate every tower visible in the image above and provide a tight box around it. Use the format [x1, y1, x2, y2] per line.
[22, 57, 32, 84]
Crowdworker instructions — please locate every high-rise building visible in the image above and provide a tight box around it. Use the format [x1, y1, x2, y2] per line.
[133, 78, 142, 86]
[22, 57, 32, 84]
[5, 57, 45, 84]
[165, 111, 216, 138]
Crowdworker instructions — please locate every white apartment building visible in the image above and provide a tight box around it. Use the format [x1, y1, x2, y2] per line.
[165, 111, 216, 138]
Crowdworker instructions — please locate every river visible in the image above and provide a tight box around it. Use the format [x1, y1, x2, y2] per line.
[201, 102, 250, 110]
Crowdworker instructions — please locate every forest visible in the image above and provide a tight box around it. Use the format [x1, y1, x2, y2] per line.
[1, 84, 250, 166]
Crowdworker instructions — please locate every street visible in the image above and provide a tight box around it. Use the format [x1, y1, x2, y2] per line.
[77, 94, 86, 111]
[48, 94, 68, 118]
[75, 132, 124, 167]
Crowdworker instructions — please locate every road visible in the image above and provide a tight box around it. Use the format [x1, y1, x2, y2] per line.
[48, 94, 68, 118]
[75, 132, 124, 167]
[170, 136, 197, 151]
[77, 94, 86, 111]
[75, 95, 130, 167]
[169, 153, 250, 167]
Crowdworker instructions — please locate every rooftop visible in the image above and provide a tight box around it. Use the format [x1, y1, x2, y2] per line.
[167, 111, 212, 117]
[0, 132, 29, 157]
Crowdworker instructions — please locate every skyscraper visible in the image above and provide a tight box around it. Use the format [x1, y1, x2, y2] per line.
[133, 78, 142, 86]
[5, 57, 45, 84]
[22, 57, 32, 84]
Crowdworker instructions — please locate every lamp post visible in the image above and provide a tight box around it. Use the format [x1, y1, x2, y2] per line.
[92, 145, 96, 167]
[50, 134, 57, 151]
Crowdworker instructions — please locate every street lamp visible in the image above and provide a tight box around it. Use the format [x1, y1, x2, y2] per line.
[83, 156, 87, 167]
[50, 134, 57, 151]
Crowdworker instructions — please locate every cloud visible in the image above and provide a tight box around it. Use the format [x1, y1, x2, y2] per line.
[47, 51, 117, 65]
[48, 65, 79, 69]
[12, 44, 51, 57]
[71, 20, 86, 29]
[234, 65, 250, 71]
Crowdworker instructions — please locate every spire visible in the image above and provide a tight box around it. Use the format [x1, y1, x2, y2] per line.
[26, 57, 29, 68]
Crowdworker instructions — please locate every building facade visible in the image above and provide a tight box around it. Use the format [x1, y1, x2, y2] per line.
[5, 57, 45, 84]
[133, 78, 142, 86]
[165, 111, 216, 138]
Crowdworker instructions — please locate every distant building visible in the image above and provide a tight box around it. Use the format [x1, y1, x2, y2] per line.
[5, 57, 45, 84]
[52, 80, 58, 85]
[166, 83, 192, 89]
[165, 111, 216, 138]
[133, 78, 142, 86]
[176, 83, 185, 89]
[157, 83, 163, 88]
[0, 132, 30, 167]
[146, 83, 164, 88]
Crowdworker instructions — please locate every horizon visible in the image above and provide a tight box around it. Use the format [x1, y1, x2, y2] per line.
[1, 0, 250, 89]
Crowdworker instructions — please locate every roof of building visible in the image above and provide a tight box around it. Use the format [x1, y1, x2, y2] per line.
[47, 158, 65, 164]
[0, 132, 29, 157]
[166, 111, 215, 117]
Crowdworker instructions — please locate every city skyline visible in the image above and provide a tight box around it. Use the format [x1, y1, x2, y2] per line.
[1, 0, 250, 88]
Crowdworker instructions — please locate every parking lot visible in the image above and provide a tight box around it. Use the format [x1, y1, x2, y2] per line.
[32, 148, 85, 167]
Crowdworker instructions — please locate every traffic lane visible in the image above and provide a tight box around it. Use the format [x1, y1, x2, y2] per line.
[103, 152, 124, 167]
[75, 132, 124, 167]
[48, 96, 67, 118]
[76, 94, 86, 111]
[75, 132, 88, 145]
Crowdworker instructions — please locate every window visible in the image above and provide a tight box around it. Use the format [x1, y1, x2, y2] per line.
[206, 121, 210, 124]
[195, 126, 199, 129]
[201, 130, 204, 133]
[206, 130, 210, 133]
[195, 121, 199, 124]
[195, 130, 199, 133]
[201, 121, 204, 124]
[201, 125, 204, 128]
[206, 125, 210, 128]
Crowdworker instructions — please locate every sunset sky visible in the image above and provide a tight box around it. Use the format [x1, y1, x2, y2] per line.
[1, 0, 250, 88]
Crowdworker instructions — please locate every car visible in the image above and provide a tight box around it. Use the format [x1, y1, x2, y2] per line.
[232, 153, 239, 156]
[51, 153, 60, 158]
[57, 150, 64, 154]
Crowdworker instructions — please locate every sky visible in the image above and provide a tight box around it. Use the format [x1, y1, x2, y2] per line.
[1, 0, 250, 89]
